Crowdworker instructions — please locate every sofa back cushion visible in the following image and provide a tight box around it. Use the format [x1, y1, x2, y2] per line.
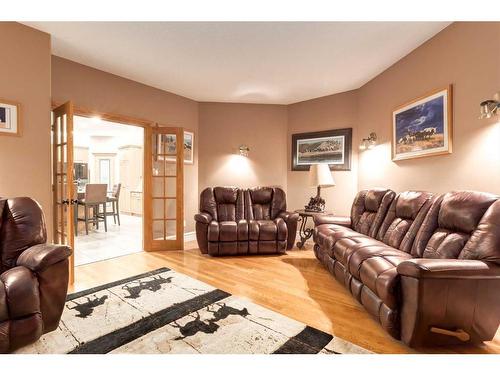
[214, 187, 244, 222]
[376, 191, 434, 253]
[351, 188, 395, 237]
[413, 191, 498, 259]
[459, 199, 500, 264]
[0, 197, 47, 272]
[199, 187, 244, 222]
[245, 187, 286, 220]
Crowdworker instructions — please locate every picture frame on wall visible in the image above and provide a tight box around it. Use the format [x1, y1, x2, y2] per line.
[392, 85, 453, 161]
[159, 130, 194, 164]
[0, 99, 21, 136]
[291, 128, 352, 171]
[183, 130, 194, 164]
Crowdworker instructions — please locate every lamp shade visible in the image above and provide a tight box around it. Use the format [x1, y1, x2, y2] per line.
[308, 164, 335, 188]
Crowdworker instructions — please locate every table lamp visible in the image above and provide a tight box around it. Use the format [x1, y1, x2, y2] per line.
[305, 164, 335, 212]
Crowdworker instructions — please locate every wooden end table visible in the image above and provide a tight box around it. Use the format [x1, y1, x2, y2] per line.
[295, 209, 332, 249]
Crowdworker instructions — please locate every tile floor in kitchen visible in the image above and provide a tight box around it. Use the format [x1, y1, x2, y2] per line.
[74, 213, 143, 266]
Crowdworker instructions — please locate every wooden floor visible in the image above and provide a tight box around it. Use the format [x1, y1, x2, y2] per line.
[70, 241, 500, 354]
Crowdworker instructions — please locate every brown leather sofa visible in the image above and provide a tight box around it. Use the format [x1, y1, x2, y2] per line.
[313, 189, 500, 347]
[195, 186, 299, 256]
[0, 197, 72, 353]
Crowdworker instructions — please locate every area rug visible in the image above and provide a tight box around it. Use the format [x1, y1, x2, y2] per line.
[16, 267, 371, 354]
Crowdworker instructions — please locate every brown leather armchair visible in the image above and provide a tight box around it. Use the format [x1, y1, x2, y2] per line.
[0, 197, 72, 353]
[195, 186, 298, 256]
[313, 189, 500, 347]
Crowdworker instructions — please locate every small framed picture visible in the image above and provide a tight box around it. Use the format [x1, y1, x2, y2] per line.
[183, 131, 194, 164]
[158, 130, 195, 164]
[291, 128, 352, 171]
[0, 99, 21, 136]
[392, 86, 453, 161]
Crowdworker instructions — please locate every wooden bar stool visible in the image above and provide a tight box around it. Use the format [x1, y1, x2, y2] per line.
[76, 184, 108, 235]
[107, 183, 121, 226]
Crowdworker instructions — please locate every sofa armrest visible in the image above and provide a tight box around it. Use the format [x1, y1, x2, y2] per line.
[278, 211, 299, 223]
[397, 258, 500, 347]
[194, 212, 213, 224]
[195, 213, 213, 254]
[273, 217, 288, 242]
[397, 258, 500, 279]
[313, 215, 351, 228]
[278, 211, 299, 250]
[16, 243, 72, 273]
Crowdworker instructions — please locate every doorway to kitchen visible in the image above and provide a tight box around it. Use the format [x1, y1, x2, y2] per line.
[52, 102, 185, 282]
[73, 115, 144, 266]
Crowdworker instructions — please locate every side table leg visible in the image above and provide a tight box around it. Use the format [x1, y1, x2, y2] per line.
[296, 216, 313, 249]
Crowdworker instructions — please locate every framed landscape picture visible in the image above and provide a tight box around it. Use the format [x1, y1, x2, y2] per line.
[0, 99, 21, 136]
[392, 86, 452, 161]
[291, 128, 352, 171]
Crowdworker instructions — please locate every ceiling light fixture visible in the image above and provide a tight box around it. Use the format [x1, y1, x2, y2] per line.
[359, 132, 377, 150]
[479, 92, 500, 119]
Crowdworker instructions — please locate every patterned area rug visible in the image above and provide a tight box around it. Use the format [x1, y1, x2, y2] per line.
[17, 268, 371, 354]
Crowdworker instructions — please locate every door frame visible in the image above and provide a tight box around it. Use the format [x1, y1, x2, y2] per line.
[54, 103, 151, 252]
[52, 102, 185, 255]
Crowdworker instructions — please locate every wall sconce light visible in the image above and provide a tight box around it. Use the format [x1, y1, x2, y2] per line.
[479, 92, 500, 119]
[359, 132, 377, 150]
[238, 145, 250, 157]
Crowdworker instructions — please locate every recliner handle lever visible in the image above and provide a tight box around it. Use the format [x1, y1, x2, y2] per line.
[430, 327, 470, 342]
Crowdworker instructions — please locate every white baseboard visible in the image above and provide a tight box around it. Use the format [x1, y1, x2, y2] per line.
[184, 231, 196, 242]
[165, 231, 196, 242]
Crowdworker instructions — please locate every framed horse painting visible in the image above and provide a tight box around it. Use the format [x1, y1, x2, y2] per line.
[392, 86, 453, 161]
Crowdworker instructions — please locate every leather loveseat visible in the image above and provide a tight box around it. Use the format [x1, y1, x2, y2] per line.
[313, 188, 500, 347]
[195, 186, 299, 256]
[0, 197, 72, 353]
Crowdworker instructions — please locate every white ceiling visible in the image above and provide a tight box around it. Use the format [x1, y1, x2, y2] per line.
[27, 22, 450, 104]
[73, 115, 143, 147]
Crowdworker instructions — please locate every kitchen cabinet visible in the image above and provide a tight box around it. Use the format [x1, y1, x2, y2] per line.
[118, 145, 143, 216]
[130, 191, 143, 215]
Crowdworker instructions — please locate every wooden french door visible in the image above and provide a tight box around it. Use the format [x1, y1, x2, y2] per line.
[52, 102, 75, 284]
[144, 126, 184, 251]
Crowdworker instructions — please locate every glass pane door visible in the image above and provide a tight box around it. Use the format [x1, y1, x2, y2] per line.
[52, 101, 75, 284]
[144, 126, 184, 251]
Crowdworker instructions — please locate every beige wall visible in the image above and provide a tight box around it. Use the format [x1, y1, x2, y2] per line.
[287, 90, 359, 215]
[198, 103, 288, 193]
[357, 22, 500, 195]
[51, 56, 199, 232]
[4, 21, 500, 242]
[0, 23, 52, 234]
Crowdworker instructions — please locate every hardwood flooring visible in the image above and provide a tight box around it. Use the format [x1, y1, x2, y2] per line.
[70, 241, 500, 354]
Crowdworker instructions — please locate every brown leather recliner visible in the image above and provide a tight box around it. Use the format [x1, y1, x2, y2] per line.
[0, 197, 72, 353]
[195, 186, 299, 256]
[314, 189, 500, 347]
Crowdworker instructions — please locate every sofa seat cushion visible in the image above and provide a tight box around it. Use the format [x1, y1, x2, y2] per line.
[208, 221, 237, 242]
[313, 224, 364, 253]
[357, 253, 411, 309]
[333, 236, 388, 265]
[347, 246, 412, 279]
[249, 219, 286, 241]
